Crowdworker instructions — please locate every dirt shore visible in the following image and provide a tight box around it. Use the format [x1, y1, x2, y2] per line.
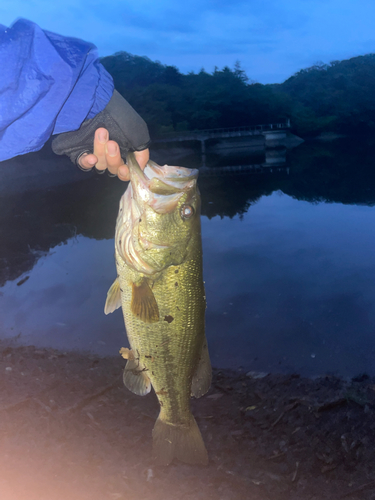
[1, 342, 375, 500]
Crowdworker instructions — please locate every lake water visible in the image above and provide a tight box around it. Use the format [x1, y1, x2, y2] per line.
[1, 137, 375, 377]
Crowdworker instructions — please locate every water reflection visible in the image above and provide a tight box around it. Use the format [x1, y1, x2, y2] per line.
[202, 196, 375, 377]
[0, 237, 123, 351]
[0, 176, 125, 286]
[1, 138, 375, 377]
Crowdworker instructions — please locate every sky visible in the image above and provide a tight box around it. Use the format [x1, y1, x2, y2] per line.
[1, 0, 375, 84]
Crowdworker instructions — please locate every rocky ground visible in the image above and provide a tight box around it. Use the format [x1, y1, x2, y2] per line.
[1, 342, 375, 500]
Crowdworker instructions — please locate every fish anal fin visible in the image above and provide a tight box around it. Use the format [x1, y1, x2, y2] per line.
[152, 413, 208, 466]
[104, 278, 122, 315]
[131, 279, 159, 323]
[191, 338, 212, 398]
[123, 358, 151, 396]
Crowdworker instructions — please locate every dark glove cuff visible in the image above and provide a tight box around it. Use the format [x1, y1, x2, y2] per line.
[51, 90, 150, 164]
[134, 142, 151, 152]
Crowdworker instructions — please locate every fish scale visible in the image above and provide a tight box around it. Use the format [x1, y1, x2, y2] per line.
[115, 241, 205, 425]
[106, 153, 211, 465]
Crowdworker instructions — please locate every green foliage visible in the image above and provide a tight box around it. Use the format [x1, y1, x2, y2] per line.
[277, 54, 375, 136]
[100, 52, 375, 138]
[101, 53, 289, 137]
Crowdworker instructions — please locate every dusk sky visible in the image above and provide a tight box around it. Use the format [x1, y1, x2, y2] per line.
[1, 0, 375, 84]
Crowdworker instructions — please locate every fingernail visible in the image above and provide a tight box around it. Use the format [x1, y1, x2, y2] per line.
[87, 157, 97, 165]
[107, 142, 118, 157]
[98, 130, 108, 143]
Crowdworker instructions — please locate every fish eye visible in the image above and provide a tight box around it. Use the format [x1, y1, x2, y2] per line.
[180, 204, 194, 220]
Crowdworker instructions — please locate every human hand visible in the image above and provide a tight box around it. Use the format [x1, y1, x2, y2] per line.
[78, 128, 149, 181]
[52, 90, 150, 178]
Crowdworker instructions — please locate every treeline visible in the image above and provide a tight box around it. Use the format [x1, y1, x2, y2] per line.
[277, 55, 375, 137]
[101, 52, 375, 138]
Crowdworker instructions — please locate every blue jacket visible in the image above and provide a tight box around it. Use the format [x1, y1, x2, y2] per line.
[0, 19, 114, 161]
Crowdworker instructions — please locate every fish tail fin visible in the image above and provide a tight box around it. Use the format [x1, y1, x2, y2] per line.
[152, 413, 208, 466]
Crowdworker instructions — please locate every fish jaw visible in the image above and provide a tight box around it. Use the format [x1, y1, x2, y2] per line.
[129, 154, 199, 215]
[115, 154, 201, 275]
[115, 184, 157, 275]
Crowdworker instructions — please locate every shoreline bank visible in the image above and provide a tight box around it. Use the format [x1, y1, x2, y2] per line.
[1, 342, 374, 500]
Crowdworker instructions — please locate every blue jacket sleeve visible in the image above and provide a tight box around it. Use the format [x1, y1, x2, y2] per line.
[0, 19, 114, 161]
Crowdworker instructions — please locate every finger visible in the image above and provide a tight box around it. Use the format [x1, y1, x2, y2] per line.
[93, 128, 109, 171]
[116, 148, 149, 181]
[106, 141, 125, 175]
[134, 148, 149, 171]
[117, 164, 130, 182]
[79, 153, 98, 170]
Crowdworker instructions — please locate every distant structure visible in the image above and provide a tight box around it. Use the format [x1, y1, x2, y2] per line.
[154, 120, 291, 154]
[153, 120, 293, 169]
[198, 147, 289, 176]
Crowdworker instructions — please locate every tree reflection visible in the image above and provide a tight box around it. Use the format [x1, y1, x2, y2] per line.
[1, 138, 375, 285]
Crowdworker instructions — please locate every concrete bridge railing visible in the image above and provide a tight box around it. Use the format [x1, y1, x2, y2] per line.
[154, 120, 291, 143]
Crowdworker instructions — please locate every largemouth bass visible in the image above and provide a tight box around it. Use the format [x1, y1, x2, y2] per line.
[105, 153, 211, 465]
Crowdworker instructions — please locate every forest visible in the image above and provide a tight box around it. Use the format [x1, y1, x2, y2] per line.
[100, 52, 375, 139]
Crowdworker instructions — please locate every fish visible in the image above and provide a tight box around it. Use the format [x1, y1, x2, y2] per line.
[105, 153, 211, 466]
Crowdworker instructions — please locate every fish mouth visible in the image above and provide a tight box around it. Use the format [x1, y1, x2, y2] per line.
[127, 153, 199, 214]
[127, 152, 199, 185]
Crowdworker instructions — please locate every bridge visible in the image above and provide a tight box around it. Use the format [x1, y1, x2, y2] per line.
[153, 120, 291, 149]
[153, 120, 291, 167]
[199, 163, 289, 176]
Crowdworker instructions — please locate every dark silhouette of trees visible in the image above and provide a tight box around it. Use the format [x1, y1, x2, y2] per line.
[276, 54, 375, 137]
[101, 53, 289, 136]
[100, 52, 375, 138]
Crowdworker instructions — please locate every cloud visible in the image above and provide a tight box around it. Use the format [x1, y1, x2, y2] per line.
[1, 0, 375, 83]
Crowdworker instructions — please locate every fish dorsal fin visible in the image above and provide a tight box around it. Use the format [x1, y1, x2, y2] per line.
[123, 358, 152, 396]
[191, 338, 212, 398]
[131, 279, 159, 323]
[104, 278, 122, 315]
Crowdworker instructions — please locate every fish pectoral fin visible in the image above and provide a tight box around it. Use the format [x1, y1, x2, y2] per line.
[104, 278, 122, 315]
[191, 338, 212, 398]
[123, 358, 152, 396]
[131, 279, 159, 323]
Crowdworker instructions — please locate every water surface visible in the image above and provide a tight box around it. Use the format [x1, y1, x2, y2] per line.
[1, 138, 375, 377]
